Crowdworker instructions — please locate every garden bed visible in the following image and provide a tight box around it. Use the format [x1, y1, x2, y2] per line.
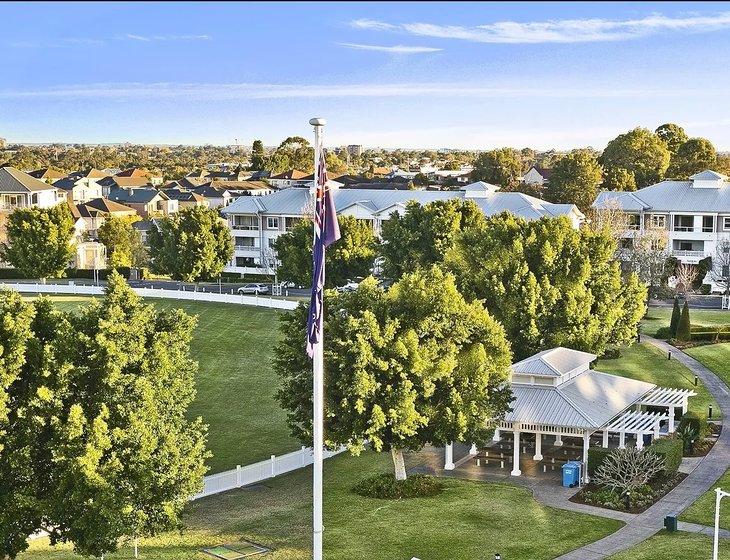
[570, 472, 686, 514]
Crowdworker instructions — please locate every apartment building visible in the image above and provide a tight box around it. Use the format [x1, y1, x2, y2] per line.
[221, 180, 584, 275]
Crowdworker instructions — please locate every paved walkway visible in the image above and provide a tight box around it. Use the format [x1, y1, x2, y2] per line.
[554, 337, 730, 559]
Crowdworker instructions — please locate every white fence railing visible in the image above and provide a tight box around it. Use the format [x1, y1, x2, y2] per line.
[0, 283, 299, 311]
[723, 295, 729, 310]
[194, 447, 344, 500]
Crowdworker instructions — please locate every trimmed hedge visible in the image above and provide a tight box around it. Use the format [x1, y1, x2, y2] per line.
[0, 268, 30, 279]
[649, 437, 683, 474]
[587, 446, 613, 475]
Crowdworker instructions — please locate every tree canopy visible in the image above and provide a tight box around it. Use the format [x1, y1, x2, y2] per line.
[667, 137, 717, 178]
[0, 274, 208, 558]
[602, 167, 637, 192]
[601, 128, 671, 188]
[470, 148, 523, 190]
[544, 149, 603, 211]
[148, 206, 233, 281]
[1, 204, 76, 278]
[97, 214, 147, 269]
[274, 269, 513, 480]
[655, 123, 689, 155]
[274, 215, 377, 287]
[249, 139, 266, 170]
[447, 214, 647, 360]
[379, 199, 483, 278]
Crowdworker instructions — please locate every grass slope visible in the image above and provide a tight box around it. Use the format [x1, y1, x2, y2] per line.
[680, 466, 730, 530]
[686, 343, 730, 388]
[609, 530, 730, 559]
[32, 295, 297, 473]
[642, 306, 730, 337]
[22, 453, 622, 560]
[595, 343, 719, 419]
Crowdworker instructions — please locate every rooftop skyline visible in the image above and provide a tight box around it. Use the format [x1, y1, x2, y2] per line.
[3, 2, 730, 149]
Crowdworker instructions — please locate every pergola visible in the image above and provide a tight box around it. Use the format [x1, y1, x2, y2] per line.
[443, 347, 696, 482]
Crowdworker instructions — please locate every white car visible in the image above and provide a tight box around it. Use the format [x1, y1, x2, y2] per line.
[335, 280, 360, 293]
[238, 283, 269, 294]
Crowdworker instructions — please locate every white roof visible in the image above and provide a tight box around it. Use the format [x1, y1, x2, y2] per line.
[690, 170, 728, 181]
[512, 347, 597, 377]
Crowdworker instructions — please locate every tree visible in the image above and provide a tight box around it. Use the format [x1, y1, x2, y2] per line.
[447, 214, 647, 360]
[470, 148, 523, 190]
[268, 136, 313, 173]
[544, 149, 603, 211]
[674, 263, 697, 296]
[667, 137, 717, 178]
[412, 172, 430, 186]
[1, 204, 76, 278]
[670, 297, 681, 337]
[148, 206, 233, 282]
[250, 139, 266, 170]
[379, 199, 483, 278]
[601, 128, 670, 188]
[655, 123, 688, 155]
[97, 215, 147, 268]
[711, 239, 730, 294]
[676, 301, 691, 342]
[274, 269, 513, 480]
[602, 167, 637, 192]
[274, 215, 377, 287]
[627, 229, 670, 291]
[593, 447, 665, 503]
[0, 275, 208, 558]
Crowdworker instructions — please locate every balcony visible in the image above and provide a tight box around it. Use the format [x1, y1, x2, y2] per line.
[672, 249, 705, 258]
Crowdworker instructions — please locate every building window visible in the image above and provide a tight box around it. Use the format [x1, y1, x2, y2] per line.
[285, 217, 302, 231]
[674, 215, 694, 232]
[0, 194, 24, 210]
[235, 237, 255, 248]
[723, 265, 730, 277]
[266, 217, 280, 230]
[232, 215, 259, 230]
[702, 216, 715, 233]
[724, 217, 730, 230]
[31, 193, 38, 205]
[627, 214, 640, 230]
[649, 215, 666, 229]
[236, 256, 256, 267]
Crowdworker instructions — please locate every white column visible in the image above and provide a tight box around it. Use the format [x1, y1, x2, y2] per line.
[444, 442, 455, 470]
[682, 397, 688, 415]
[619, 430, 626, 449]
[554, 434, 563, 446]
[602, 429, 609, 448]
[469, 443, 478, 455]
[582, 432, 591, 483]
[533, 432, 543, 461]
[492, 428, 501, 442]
[511, 431, 522, 476]
[636, 433, 644, 450]
[668, 406, 676, 433]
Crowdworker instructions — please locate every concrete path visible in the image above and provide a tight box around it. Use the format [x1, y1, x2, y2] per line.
[678, 521, 730, 539]
[554, 337, 730, 559]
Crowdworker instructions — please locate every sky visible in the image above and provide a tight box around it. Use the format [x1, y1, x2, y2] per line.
[3, 1, 730, 150]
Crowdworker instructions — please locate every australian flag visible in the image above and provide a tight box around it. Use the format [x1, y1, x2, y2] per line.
[306, 149, 340, 357]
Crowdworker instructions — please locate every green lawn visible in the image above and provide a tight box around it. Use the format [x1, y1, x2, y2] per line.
[22, 452, 623, 560]
[595, 343, 719, 419]
[609, 530, 730, 559]
[642, 306, 730, 337]
[680, 466, 730, 531]
[32, 295, 297, 474]
[686, 343, 730, 388]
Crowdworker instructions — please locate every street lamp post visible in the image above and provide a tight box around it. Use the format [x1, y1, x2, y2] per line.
[714, 488, 730, 560]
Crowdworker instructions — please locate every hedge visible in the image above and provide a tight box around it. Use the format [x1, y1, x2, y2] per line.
[679, 411, 703, 433]
[0, 268, 30, 279]
[649, 437, 683, 474]
[587, 446, 613, 475]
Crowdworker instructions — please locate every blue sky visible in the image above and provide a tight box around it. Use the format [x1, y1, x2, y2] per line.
[3, 1, 730, 149]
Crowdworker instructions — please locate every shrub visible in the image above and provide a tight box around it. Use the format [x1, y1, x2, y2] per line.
[587, 446, 614, 475]
[676, 302, 691, 342]
[669, 297, 681, 336]
[593, 447, 665, 497]
[649, 437, 683, 474]
[353, 473, 444, 499]
[679, 411, 702, 434]
[583, 487, 623, 509]
[655, 326, 673, 340]
[628, 484, 656, 509]
[600, 347, 622, 359]
[0, 268, 28, 279]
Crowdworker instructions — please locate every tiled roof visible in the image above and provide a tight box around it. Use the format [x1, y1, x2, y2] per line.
[108, 188, 167, 204]
[29, 168, 65, 180]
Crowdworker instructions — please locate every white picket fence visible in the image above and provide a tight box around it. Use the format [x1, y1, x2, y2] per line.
[723, 295, 729, 310]
[194, 447, 344, 500]
[0, 282, 299, 311]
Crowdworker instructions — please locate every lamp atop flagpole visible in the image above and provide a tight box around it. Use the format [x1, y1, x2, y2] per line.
[309, 117, 327, 126]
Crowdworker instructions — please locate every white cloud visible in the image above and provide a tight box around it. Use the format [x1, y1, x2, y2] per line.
[351, 12, 730, 44]
[62, 37, 106, 46]
[338, 42, 441, 53]
[123, 33, 210, 42]
[0, 81, 726, 101]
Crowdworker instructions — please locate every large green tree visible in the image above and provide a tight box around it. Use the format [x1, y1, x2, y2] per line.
[274, 269, 513, 480]
[148, 206, 233, 281]
[601, 128, 671, 188]
[447, 214, 647, 360]
[602, 167, 637, 192]
[0, 274, 208, 558]
[379, 199, 483, 278]
[249, 139, 266, 170]
[470, 148, 523, 190]
[667, 137, 717, 178]
[544, 149, 603, 211]
[655, 123, 689, 155]
[1, 204, 76, 278]
[97, 215, 147, 268]
[267, 136, 313, 173]
[274, 215, 377, 287]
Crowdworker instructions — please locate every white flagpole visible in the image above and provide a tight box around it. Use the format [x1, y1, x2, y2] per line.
[309, 116, 326, 560]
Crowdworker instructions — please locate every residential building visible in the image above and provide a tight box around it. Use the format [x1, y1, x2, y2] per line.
[98, 176, 154, 196]
[267, 169, 309, 189]
[53, 173, 105, 203]
[29, 168, 65, 184]
[162, 188, 210, 209]
[108, 187, 178, 218]
[115, 168, 164, 186]
[347, 144, 363, 158]
[521, 165, 552, 186]
[221, 180, 584, 275]
[0, 167, 60, 211]
[72, 198, 137, 238]
[593, 170, 730, 292]
[133, 219, 159, 246]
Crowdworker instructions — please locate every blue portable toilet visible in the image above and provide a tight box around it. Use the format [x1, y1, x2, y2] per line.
[562, 461, 581, 487]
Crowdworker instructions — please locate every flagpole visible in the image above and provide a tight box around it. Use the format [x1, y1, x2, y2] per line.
[309, 116, 326, 560]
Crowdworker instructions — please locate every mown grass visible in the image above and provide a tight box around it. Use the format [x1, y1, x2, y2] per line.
[609, 530, 730, 559]
[641, 306, 730, 337]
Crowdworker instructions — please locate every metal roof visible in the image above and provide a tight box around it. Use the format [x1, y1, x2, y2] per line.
[512, 347, 597, 377]
[0, 167, 57, 193]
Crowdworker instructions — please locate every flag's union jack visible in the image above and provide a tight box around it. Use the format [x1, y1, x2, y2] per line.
[306, 149, 340, 357]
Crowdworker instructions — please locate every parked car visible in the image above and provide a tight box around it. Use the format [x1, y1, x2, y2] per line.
[238, 283, 270, 294]
[335, 280, 360, 293]
[279, 280, 299, 289]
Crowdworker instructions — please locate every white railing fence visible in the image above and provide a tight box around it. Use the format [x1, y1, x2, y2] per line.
[723, 295, 729, 310]
[0, 282, 299, 311]
[194, 446, 344, 500]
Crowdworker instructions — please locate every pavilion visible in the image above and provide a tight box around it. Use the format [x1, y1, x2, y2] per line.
[444, 347, 695, 482]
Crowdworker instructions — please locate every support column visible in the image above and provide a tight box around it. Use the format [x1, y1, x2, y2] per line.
[533, 432, 543, 461]
[492, 428, 501, 442]
[668, 406, 676, 433]
[602, 429, 609, 448]
[619, 430, 626, 449]
[682, 397, 688, 415]
[554, 434, 563, 447]
[582, 432, 591, 483]
[511, 431, 521, 476]
[444, 442, 455, 470]
[636, 433, 644, 450]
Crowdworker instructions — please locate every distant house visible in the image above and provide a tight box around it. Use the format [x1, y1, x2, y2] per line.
[73, 198, 137, 238]
[115, 168, 163, 186]
[108, 188, 178, 218]
[52, 168, 107, 203]
[132, 219, 160, 246]
[207, 180, 275, 197]
[162, 188, 210, 209]
[268, 169, 309, 189]
[522, 166, 552, 186]
[98, 176, 154, 196]
[0, 167, 61, 211]
[29, 168, 65, 184]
